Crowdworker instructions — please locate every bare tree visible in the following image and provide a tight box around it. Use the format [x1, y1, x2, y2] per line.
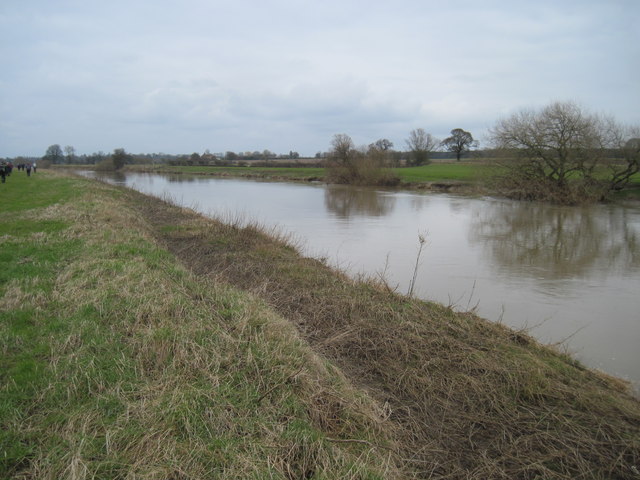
[326, 134, 399, 186]
[601, 123, 640, 191]
[367, 139, 395, 167]
[369, 138, 394, 152]
[489, 101, 639, 201]
[64, 145, 76, 164]
[441, 128, 476, 161]
[490, 102, 603, 187]
[406, 128, 438, 166]
[329, 134, 356, 167]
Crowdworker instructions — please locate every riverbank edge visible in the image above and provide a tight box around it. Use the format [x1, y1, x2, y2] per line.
[3, 171, 639, 478]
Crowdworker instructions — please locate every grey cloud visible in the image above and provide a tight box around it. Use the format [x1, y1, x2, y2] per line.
[1, 0, 638, 157]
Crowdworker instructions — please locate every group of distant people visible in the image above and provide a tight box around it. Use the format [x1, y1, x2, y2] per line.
[0, 161, 36, 183]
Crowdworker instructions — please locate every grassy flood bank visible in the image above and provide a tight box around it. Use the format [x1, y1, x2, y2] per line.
[2, 171, 639, 479]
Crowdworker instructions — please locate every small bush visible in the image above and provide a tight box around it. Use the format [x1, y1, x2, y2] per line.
[325, 157, 400, 186]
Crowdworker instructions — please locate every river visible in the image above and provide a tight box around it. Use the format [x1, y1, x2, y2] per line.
[82, 171, 640, 390]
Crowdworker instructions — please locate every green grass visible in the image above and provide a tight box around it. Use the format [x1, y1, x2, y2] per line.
[393, 163, 496, 183]
[0, 170, 81, 212]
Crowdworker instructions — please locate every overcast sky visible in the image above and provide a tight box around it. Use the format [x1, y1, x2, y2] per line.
[1, 0, 638, 157]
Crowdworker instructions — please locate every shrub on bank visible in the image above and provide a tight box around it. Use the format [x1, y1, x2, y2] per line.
[325, 134, 400, 186]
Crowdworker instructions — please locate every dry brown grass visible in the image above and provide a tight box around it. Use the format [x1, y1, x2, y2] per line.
[128, 186, 640, 479]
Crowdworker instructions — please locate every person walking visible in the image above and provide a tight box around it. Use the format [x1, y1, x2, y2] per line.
[0, 161, 7, 183]
[26, 163, 32, 177]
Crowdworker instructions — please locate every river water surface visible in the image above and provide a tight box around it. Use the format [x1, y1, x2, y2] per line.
[84, 171, 640, 390]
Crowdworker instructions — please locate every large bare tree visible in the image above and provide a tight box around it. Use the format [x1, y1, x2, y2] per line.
[489, 101, 639, 201]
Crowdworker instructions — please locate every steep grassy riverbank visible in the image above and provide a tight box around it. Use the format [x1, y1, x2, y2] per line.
[2, 171, 639, 479]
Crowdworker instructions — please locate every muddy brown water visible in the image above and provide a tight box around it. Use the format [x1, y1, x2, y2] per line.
[82, 171, 640, 391]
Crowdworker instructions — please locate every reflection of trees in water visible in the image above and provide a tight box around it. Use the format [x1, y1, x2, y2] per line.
[470, 201, 640, 279]
[162, 174, 205, 183]
[109, 171, 128, 183]
[91, 170, 128, 183]
[324, 185, 396, 219]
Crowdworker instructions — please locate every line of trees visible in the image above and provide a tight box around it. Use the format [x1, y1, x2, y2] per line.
[323, 127, 479, 185]
[38, 145, 134, 171]
[41, 145, 128, 167]
[35, 129, 480, 170]
[223, 150, 300, 161]
[36, 145, 303, 167]
[319, 127, 479, 169]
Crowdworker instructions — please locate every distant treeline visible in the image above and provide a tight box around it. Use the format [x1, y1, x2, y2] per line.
[2, 148, 479, 167]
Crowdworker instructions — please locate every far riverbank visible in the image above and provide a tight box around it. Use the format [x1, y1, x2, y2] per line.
[119, 162, 640, 201]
